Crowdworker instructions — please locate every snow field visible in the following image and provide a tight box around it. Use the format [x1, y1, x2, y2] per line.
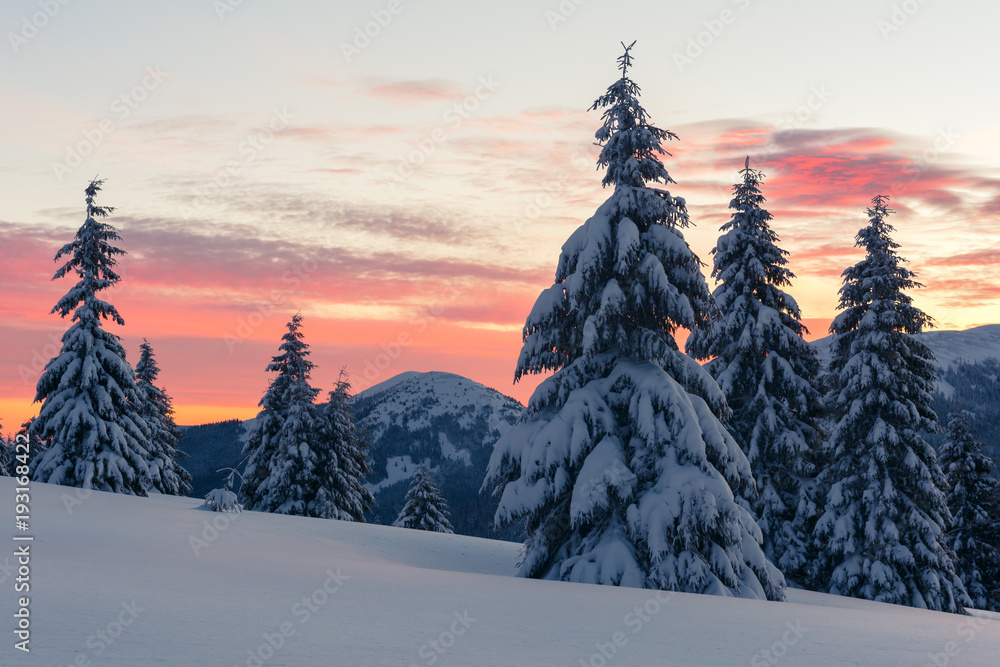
[2, 477, 998, 666]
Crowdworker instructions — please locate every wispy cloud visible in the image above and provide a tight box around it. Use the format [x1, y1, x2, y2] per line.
[5, 108, 999, 427]
[363, 78, 470, 105]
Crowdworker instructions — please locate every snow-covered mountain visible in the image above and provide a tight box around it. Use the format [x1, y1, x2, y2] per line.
[812, 324, 1000, 471]
[180, 371, 524, 538]
[351, 371, 523, 538]
[811, 323, 1000, 372]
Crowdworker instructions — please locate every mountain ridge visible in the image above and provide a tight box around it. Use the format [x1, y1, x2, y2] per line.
[177, 325, 1000, 536]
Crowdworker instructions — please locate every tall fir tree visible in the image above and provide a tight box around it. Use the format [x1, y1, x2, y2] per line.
[814, 195, 967, 612]
[484, 43, 784, 600]
[318, 370, 375, 522]
[686, 158, 823, 584]
[242, 313, 325, 514]
[394, 464, 454, 533]
[31, 179, 152, 494]
[939, 408, 1000, 611]
[135, 339, 192, 495]
[241, 315, 372, 520]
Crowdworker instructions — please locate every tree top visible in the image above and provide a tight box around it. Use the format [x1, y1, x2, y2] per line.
[617, 40, 637, 77]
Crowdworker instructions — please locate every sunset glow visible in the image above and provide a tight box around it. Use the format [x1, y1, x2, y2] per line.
[3, 0, 999, 429]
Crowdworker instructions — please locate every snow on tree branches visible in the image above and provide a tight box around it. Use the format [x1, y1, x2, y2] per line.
[687, 158, 823, 584]
[19, 417, 48, 477]
[204, 468, 244, 513]
[939, 408, 1000, 611]
[0, 421, 12, 477]
[394, 464, 454, 533]
[31, 179, 152, 494]
[814, 195, 968, 613]
[241, 315, 373, 521]
[136, 339, 192, 495]
[319, 370, 375, 522]
[484, 43, 785, 600]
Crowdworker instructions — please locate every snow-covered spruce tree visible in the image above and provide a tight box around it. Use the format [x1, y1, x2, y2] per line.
[19, 417, 48, 478]
[242, 313, 327, 515]
[483, 43, 784, 600]
[241, 315, 372, 520]
[317, 369, 375, 522]
[394, 464, 454, 533]
[939, 408, 1000, 611]
[135, 339, 192, 495]
[0, 422, 12, 476]
[204, 468, 244, 513]
[686, 158, 823, 584]
[31, 179, 151, 494]
[814, 195, 967, 612]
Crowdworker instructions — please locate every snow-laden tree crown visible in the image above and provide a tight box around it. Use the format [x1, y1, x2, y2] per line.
[485, 43, 785, 601]
[32, 179, 152, 494]
[686, 158, 824, 585]
[814, 195, 968, 613]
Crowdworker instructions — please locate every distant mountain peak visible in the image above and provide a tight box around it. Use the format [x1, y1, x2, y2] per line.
[812, 324, 1000, 371]
[358, 370, 520, 401]
[350, 371, 524, 536]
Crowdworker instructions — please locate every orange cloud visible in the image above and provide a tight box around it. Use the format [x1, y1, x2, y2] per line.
[4, 115, 998, 430]
[927, 248, 1000, 267]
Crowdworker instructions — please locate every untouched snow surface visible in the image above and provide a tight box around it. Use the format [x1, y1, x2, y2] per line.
[3, 477, 998, 666]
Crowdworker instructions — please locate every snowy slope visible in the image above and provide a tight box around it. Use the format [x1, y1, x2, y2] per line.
[2, 477, 997, 666]
[812, 323, 1000, 370]
[919, 324, 1000, 369]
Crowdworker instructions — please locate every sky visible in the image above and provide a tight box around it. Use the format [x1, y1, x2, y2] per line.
[2, 0, 1000, 428]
